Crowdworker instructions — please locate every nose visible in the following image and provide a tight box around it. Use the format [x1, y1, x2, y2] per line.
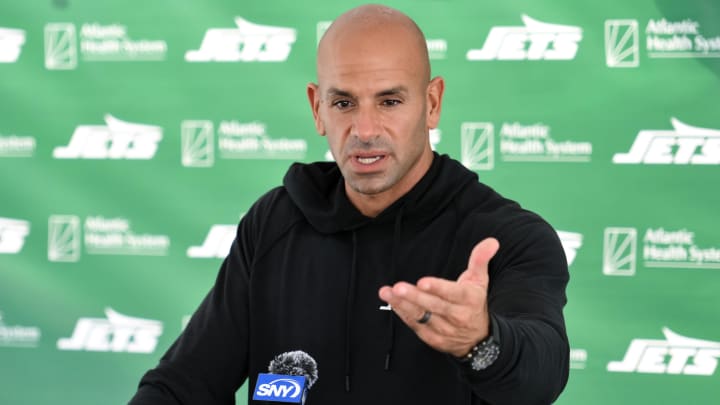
[351, 105, 381, 142]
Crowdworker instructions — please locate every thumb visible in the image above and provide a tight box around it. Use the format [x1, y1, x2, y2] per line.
[457, 237, 500, 285]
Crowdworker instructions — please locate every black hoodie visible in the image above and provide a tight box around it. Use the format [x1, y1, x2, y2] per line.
[131, 153, 570, 405]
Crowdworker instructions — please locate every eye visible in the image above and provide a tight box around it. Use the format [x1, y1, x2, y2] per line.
[381, 99, 401, 107]
[332, 100, 353, 110]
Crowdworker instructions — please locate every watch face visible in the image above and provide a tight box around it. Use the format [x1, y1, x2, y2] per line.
[470, 337, 500, 371]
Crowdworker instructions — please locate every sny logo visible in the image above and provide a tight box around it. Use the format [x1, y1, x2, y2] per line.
[253, 374, 306, 403]
[186, 17, 296, 62]
[467, 15, 582, 61]
[187, 224, 236, 258]
[0, 27, 26, 63]
[57, 308, 162, 353]
[53, 114, 162, 159]
[613, 118, 720, 164]
[608, 328, 720, 375]
[0, 217, 30, 254]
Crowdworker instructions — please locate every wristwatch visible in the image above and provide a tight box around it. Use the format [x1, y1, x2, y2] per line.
[459, 320, 501, 371]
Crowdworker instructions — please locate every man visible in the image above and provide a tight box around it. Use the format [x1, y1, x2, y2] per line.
[130, 4, 569, 404]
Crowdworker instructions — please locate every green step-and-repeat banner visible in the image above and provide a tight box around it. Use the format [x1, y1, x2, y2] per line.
[1, 0, 719, 403]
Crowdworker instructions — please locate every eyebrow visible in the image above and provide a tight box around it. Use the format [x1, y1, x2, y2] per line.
[326, 86, 409, 99]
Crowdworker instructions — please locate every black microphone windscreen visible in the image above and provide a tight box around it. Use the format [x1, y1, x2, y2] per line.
[268, 350, 319, 388]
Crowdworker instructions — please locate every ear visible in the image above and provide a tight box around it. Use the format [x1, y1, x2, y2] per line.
[426, 76, 445, 129]
[307, 83, 326, 136]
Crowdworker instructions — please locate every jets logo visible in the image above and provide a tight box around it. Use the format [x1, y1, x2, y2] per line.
[467, 15, 582, 61]
[57, 308, 162, 353]
[53, 114, 162, 160]
[186, 17, 296, 62]
[613, 118, 720, 165]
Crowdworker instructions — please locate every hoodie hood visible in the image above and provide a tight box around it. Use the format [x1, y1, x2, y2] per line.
[283, 153, 478, 233]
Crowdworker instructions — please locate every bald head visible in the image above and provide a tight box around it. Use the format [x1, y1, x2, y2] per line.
[317, 4, 431, 83]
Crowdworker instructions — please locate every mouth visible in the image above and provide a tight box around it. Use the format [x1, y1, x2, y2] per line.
[356, 155, 384, 165]
[349, 153, 388, 172]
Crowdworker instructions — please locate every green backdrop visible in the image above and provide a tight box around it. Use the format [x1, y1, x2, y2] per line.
[1, 0, 718, 403]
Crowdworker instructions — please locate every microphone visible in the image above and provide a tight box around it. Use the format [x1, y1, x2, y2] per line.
[253, 350, 319, 404]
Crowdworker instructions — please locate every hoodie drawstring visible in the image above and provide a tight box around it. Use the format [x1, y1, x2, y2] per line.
[344, 231, 358, 392]
[344, 206, 405, 391]
[385, 205, 405, 371]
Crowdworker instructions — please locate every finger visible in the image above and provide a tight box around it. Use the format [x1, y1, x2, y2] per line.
[457, 237, 499, 285]
[390, 280, 457, 317]
[388, 295, 456, 338]
[416, 276, 479, 306]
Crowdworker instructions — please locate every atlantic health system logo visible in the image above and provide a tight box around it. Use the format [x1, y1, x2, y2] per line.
[181, 120, 307, 167]
[467, 15, 582, 61]
[53, 114, 162, 160]
[613, 118, 720, 165]
[44, 22, 167, 70]
[57, 308, 162, 353]
[0, 27, 26, 63]
[605, 17, 720, 68]
[186, 17, 296, 62]
[461, 121, 593, 170]
[603, 226, 720, 276]
[608, 328, 720, 376]
[48, 215, 170, 262]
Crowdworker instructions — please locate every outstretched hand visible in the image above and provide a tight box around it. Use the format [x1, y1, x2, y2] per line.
[378, 237, 500, 357]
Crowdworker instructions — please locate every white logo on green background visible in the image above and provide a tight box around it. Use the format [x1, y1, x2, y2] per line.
[47, 215, 170, 261]
[57, 308, 162, 353]
[603, 227, 637, 276]
[570, 348, 587, 370]
[44, 22, 166, 70]
[608, 328, 720, 375]
[605, 19, 639, 68]
[557, 230, 583, 266]
[187, 224, 236, 258]
[0, 27, 26, 63]
[53, 115, 163, 160]
[461, 122, 494, 170]
[613, 118, 720, 165]
[181, 120, 214, 167]
[48, 215, 81, 262]
[603, 226, 720, 274]
[499, 122, 592, 163]
[467, 15, 582, 61]
[44, 23, 77, 70]
[316, 21, 332, 46]
[0, 311, 41, 348]
[186, 17, 296, 62]
[0, 134, 36, 157]
[643, 228, 720, 270]
[646, 18, 720, 59]
[0, 217, 30, 254]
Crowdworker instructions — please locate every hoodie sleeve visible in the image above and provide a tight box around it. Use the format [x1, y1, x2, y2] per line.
[128, 207, 259, 404]
[455, 213, 570, 405]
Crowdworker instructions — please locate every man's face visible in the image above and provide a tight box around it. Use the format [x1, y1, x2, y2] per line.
[308, 26, 444, 212]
